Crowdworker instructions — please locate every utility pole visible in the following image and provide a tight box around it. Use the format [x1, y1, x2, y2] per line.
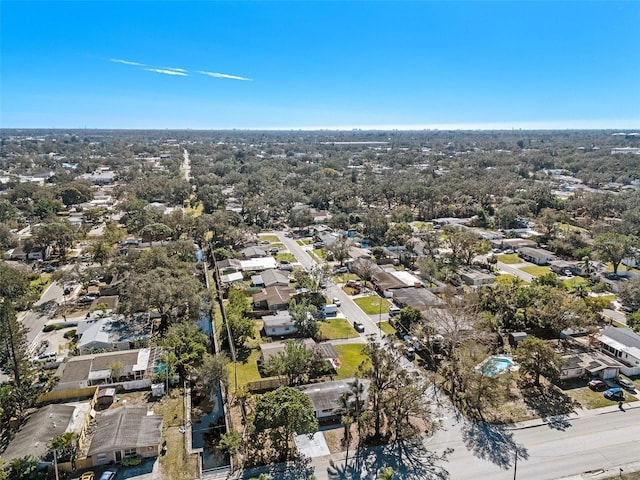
[513, 450, 518, 480]
[53, 448, 60, 480]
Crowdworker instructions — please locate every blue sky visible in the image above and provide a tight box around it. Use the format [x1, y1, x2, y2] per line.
[2, 1, 639, 129]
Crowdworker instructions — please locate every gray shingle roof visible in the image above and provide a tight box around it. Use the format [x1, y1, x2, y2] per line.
[87, 405, 162, 456]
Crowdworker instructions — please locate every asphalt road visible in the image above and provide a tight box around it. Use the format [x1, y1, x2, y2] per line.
[277, 232, 384, 339]
[496, 261, 536, 283]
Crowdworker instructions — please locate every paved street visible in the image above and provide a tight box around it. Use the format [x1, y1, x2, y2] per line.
[496, 261, 535, 283]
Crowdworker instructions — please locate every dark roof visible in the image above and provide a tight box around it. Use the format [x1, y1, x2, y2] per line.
[1, 404, 76, 462]
[519, 247, 555, 259]
[392, 287, 444, 310]
[88, 405, 163, 456]
[296, 378, 369, 413]
[372, 271, 406, 291]
[602, 326, 640, 349]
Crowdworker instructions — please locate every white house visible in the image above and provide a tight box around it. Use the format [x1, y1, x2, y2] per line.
[597, 326, 640, 376]
[262, 311, 297, 337]
[518, 247, 556, 266]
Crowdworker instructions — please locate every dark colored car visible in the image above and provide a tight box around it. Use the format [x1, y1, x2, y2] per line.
[615, 377, 636, 391]
[42, 264, 57, 273]
[353, 321, 365, 333]
[98, 469, 117, 480]
[603, 387, 624, 400]
[588, 379, 607, 391]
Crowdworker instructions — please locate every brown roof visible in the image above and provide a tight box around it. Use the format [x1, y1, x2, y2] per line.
[252, 286, 296, 307]
[372, 271, 406, 291]
[87, 405, 163, 456]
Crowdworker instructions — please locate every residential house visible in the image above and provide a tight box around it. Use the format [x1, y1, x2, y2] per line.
[458, 268, 495, 286]
[53, 348, 154, 391]
[492, 238, 538, 251]
[217, 258, 241, 273]
[391, 287, 444, 311]
[262, 311, 297, 337]
[518, 247, 556, 265]
[597, 326, 640, 376]
[81, 171, 116, 185]
[240, 257, 278, 272]
[0, 404, 81, 464]
[260, 338, 316, 362]
[296, 378, 369, 423]
[241, 246, 267, 259]
[76, 314, 152, 355]
[252, 285, 296, 311]
[87, 405, 163, 466]
[260, 338, 339, 370]
[260, 268, 291, 287]
[560, 350, 623, 380]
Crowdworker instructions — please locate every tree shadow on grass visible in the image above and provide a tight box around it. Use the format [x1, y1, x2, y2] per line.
[327, 438, 451, 480]
[522, 383, 579, 431]
[462, 422, 528, 469]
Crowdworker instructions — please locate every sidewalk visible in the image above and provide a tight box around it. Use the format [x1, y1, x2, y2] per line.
[508, 399, 640, 431]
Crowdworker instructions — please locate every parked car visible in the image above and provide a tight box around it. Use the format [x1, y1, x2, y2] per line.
[389, 306, 401, 317]
[77, 296, 95, 304]
[63, 286, 73, 295]
[80, 472, 95, 480]
[603, 387, 625, 400]
[334, 266, 348, 274]
[615, 377, 636, 391]
[332, 297, 341, 307]
[98, 468, 117, 480]
[353, 321, 365, 333]
[588, 379, 607, 391]
[42, 264, 57, 273]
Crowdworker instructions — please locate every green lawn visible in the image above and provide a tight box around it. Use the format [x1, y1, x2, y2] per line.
[312, 248, 326, 259]
[562, 276, 589, 289]
[319, 318, 359, 340]
[333, 273, 360, 284]
[496, 254, 521, 264]
[379, 321, 396, 336]
[410, 221, 432, 230]
[558, 222, 588, 233]
[604, 262, 640, 274]
[259, 234, 280, 243]
[297, 239, 313, 246]
[520, 265, 551, 277]
[228, 348, 263, 389]
[353, 296, 390, 315]
[564, 385, 639, 409]
[334, 344, 368, 379]
[276, 253, 296, 263]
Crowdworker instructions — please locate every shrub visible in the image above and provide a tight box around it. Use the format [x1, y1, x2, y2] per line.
[63, 329, 77, 339]
[43, 324, 65, 332]
[121, 454, 142, 466]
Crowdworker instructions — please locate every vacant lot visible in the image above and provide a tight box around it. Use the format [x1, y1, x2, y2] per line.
[259, 234, 280, 243]
[353, 296, 390, 315]
[228, 348, 263, 389]
[319, 318, 359, 340]
[334, 344, 368, 379]
[496, 254, 521, 264]
[519, 265, 551, 277]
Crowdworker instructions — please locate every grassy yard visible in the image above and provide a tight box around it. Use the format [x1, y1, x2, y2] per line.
[297, 239, 313, 246]
[604, 262, 640, 274]
[353, 296, 390, 315]
[228, 348, 263, 390]
[379, 321, 396, 336]
[563, 384, 639, 409]
[319, 318, 359, 340]
[563, 276, 589, 289]
[519, 265, 551, 277]
[312, 248, 326, 259]
[334, 344, 368, 379]
[496, 254, 521, 264]
[333, 273, 360, 284]
[259, 234, 280, 243]
[558, 222, 588, 233]
[154, 390, 200, 480]
[276, 252, 296, 263]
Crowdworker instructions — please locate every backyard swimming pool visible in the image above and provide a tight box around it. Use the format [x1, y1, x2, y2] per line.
[477, 356, 518, 377]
